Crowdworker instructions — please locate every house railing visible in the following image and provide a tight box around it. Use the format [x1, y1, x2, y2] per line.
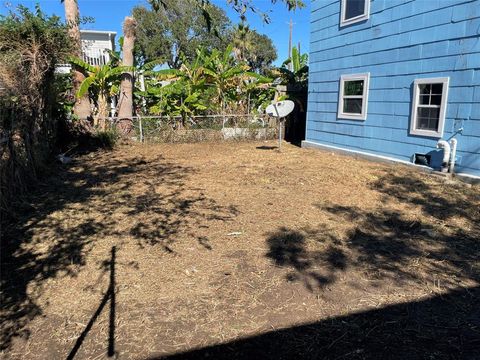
[82, 48, 110, 66]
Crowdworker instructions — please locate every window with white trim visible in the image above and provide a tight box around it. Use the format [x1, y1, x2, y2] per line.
[410, 77, 449, 138]
[338, 73, 370, 120]
[341, 0, 370, 26]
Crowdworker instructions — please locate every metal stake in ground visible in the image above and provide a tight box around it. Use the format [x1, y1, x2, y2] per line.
[278, 117, 284, 152]
[266, 100, 295, 152]
[273, 103, 282, 151]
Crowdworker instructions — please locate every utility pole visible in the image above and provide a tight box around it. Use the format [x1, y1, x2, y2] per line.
[288, 19, 294, 71]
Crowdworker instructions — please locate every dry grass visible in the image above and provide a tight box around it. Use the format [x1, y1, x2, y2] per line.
[1, 141, 479, 359]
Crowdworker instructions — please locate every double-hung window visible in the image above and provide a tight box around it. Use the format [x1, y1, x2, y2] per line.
[341, 0, 370, 26]
[338, 73, 370, 120]
[410, 78, 449, 138]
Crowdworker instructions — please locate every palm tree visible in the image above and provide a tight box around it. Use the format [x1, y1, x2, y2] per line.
[118, 16, 137, 119]
[62, 0, 91, 119]
[231, 22, 254, 63]
[69, 57, 134, 127]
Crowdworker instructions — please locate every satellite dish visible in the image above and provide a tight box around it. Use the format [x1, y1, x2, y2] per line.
[272, 77, 283, 86]
[266, 100, 295, 118]
[265, 100, 295, 152]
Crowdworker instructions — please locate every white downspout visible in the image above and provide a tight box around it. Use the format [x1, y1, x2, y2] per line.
[449, 138, 458, 174]
[437, 139, 451, 173]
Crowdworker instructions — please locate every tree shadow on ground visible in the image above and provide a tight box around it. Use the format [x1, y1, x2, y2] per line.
[0, 149, 238, 351]
[153, 285, 480, 360]
[147, 171, 480, 359]
[266, 170, 480, 291]
[266, 226, 346, 291]
[373, 170, 480, 224]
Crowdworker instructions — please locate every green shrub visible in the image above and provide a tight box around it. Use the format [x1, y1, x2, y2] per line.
[0, 5, 72, 213]
[94, 129, 119, 149]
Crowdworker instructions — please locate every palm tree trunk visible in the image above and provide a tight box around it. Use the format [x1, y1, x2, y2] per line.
[64, 0, 91, 120]
[118, 16, 137, 119]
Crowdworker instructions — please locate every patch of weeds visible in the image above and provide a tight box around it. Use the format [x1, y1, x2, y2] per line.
[94, 129, 119, 150]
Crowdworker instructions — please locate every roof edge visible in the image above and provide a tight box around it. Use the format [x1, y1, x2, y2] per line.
[80, 30, 117, 35]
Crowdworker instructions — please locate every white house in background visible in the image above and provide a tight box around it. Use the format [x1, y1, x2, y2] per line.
[80, 30, 117, 66]
[56, 30, 117, 73]
[56, 30, 117, 115]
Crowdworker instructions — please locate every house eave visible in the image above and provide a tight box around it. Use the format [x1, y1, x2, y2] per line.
[80, 30, 117, 36]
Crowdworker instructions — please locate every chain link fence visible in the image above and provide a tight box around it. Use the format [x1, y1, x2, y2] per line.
[101, 114, 280, 144]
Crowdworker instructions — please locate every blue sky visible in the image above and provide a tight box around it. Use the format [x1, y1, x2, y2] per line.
[0, 0, 311, 66]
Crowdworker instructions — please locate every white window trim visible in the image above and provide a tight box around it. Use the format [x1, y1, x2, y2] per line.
[337, 73, 370, 121]
[410, 77, 449, 138]
[340, 0, 370, 27]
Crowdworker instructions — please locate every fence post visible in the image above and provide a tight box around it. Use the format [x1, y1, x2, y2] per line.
[262, 115, 267, 141]
[139, 116, 143, 143]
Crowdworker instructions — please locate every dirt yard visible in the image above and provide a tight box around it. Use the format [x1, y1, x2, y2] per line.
[1, 141, 479, 359]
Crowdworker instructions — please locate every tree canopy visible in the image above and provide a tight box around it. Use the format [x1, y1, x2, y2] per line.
[147, 0, 305, 23]
[133, 0, 231, 68]
[133, 1, 277, 73]
[0, 5, 72, 101]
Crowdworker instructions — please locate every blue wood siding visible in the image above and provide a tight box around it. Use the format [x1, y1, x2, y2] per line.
[306, 0, 480, 176]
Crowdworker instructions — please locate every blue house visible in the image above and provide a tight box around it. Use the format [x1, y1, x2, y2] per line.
[303, 0, 480, 178]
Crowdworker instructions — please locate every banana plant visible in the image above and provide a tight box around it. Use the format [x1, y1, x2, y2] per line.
[133, 59, 164, 113]
[151, 83, 207, 118]
[277, 46, 309, 87]
[243, 74, 274, 114]
[150, 52, 209, 122]
[201, 45, 260, 113]
[69, 57, 135, 125]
